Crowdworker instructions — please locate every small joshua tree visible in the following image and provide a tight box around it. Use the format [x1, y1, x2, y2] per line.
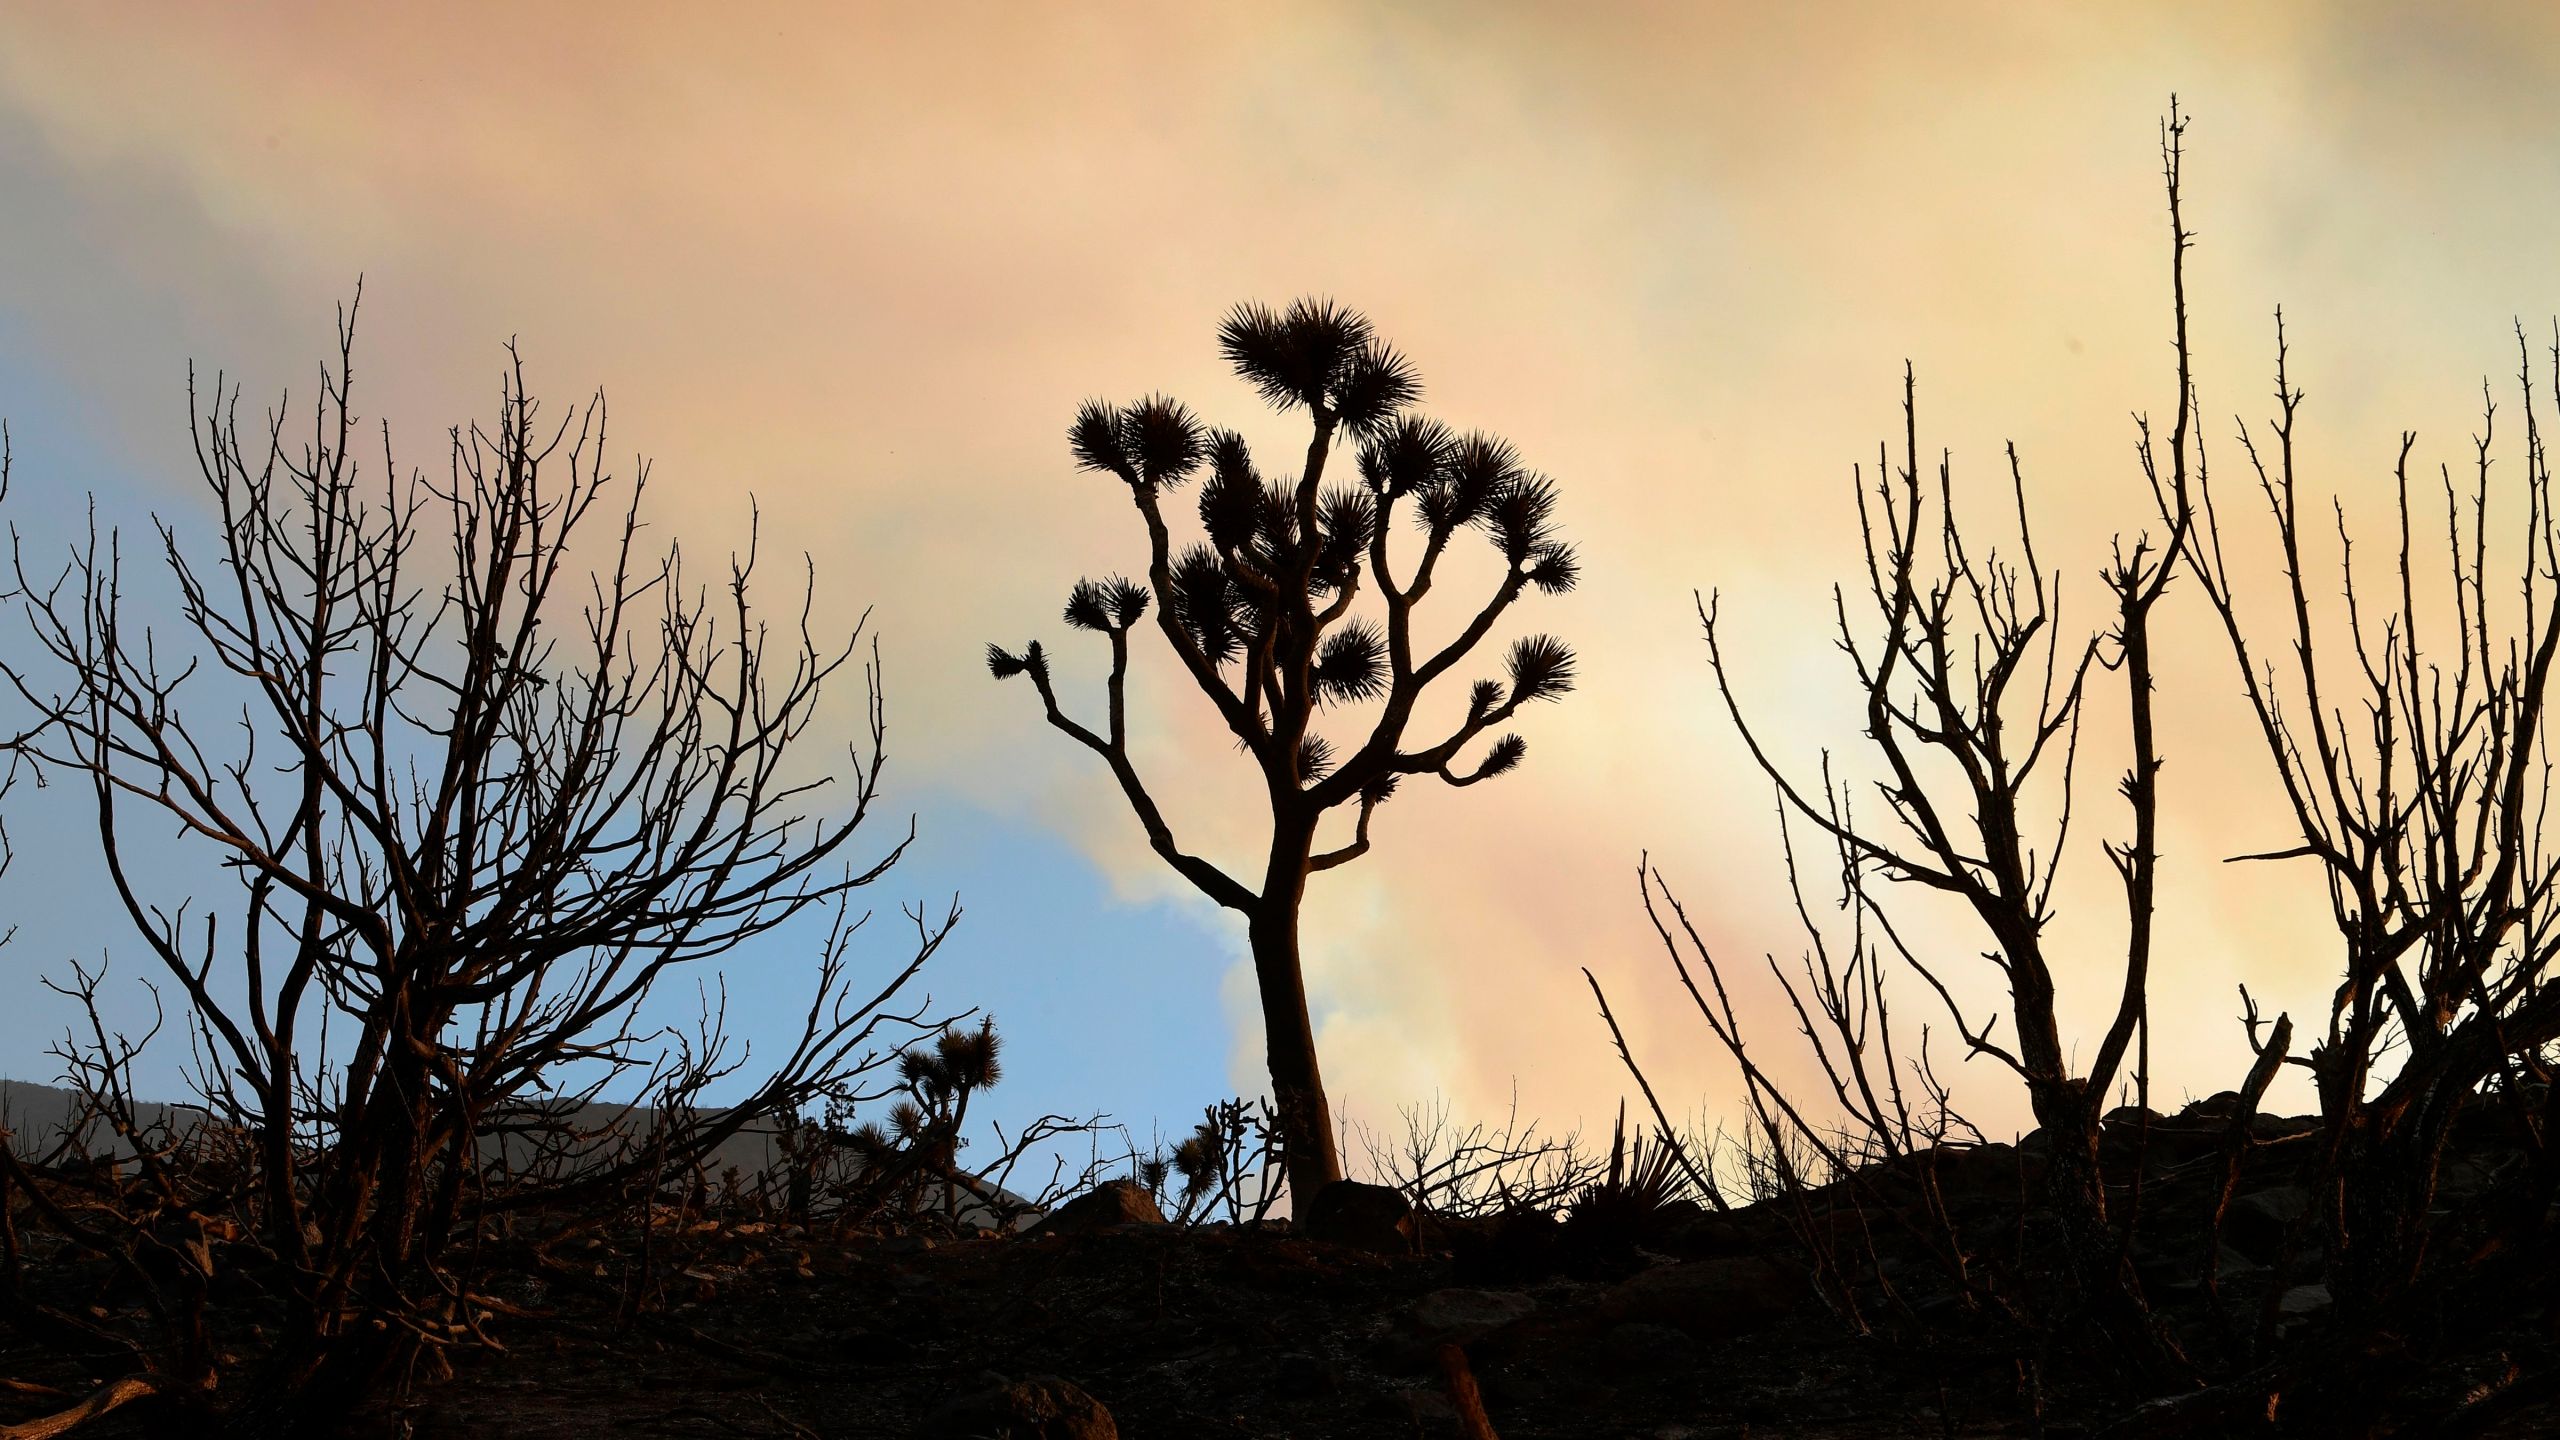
[1160, 1098, 1283, 1226]
[835, 1019, 1006, 1223]
[991, 300, 1578, 1199]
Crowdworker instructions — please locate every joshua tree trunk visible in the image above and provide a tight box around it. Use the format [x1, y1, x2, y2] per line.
[1252, 814, 1342, 1197]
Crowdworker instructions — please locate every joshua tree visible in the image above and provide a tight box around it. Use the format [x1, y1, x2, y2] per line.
[835, 1019, 1006, 1222]
[990, 300, 1578, 1199]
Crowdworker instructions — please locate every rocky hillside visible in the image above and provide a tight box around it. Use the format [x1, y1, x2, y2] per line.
[11, 1096, 2558, 1437]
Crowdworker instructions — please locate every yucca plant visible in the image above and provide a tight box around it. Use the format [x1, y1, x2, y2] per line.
[1145, 1099, 1283, 1226]
[991, 300, 1577, 1200]
[831, 1019, 1008, 1226]
[1565, 1105, 1698, 1260]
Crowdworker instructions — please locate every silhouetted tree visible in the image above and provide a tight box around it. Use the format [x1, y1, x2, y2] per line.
[990, 300, 1578, 1199]
[1606, 104, 2202, 1383]
[2173, 314, 2560, 1338]
[0, 302, 949, 1435]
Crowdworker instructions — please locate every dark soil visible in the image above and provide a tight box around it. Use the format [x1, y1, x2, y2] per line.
[377, 1224, 1990, 1439]
[13, 1100, 2560, 1437]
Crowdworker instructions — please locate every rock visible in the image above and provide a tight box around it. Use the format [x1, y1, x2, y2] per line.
[1604, 1321, 1696, 1372]
[1911, 1290, 1970, 1323]
[2273, 1282, 2334, 1340]
[1400, 1388, 1458, 1424]
[1271, 1351, 1343, 1397]
[1027, 1180, 1164, 1237]
[2105, 1107, 2226, 1168]
[922, 1375, 1117, 1438]
[1448, 1204, 1563, 1282]
[1362, 1386, 1456, 1424]
[2439, 1156, 2504, 1199]
[1598, 1256, 1805, 1339]
[2182, 1091, 2245, 1120]
[2277, 1283, 2332, 1315]
[1406, 1209, 1483, 1254]
[2223, 1185, 2310, 1261]
[1303, 1179, 1413, 1253]
[1475, 1255, 1804, 1371]
[1407, 1287, 1539, 1345]
[1374, 1286, 1541, 1372]
[1673, 1203, 1799, 1256]
[2138, 1243, 2260, 1294]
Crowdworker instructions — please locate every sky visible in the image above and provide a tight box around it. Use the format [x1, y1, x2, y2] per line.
[4, 2, 2560, 1157]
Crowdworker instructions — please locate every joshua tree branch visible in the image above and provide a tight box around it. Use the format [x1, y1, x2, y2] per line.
[1022, 649, 1256, 912]
[1309, 792, 1379, 872]
[1129, 483, 1265, 754]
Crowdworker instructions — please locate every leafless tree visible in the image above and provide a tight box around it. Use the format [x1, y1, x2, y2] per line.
[1349, 1092, 1601, 1220]
[2172, 306, 2560, 1330]
[989, 299, 1578, 1200]
[1602, 104, 2206, 1380]
[0, 302, 951, 1435]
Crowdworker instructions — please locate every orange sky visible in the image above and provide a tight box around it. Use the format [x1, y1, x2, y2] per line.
[5, 2, 2559, 1141]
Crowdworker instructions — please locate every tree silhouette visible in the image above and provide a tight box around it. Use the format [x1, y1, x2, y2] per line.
[991, 300, 1578, 1199]
[1606, 104, 2203, 1381]
[0, 306, 948, 1434]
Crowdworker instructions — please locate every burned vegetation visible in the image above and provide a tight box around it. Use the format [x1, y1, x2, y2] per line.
[6, 104, 2560, 1439]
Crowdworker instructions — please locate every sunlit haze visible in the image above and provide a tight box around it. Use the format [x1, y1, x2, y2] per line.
[6, 2, 2557, 1149]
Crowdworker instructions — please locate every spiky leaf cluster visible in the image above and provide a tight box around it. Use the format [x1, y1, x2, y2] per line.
[1357, 416, 1457, 498]
[1172, 1120, 1224, 1196]
[1361, 426, 1579, 591]
[1195, 462, 1371, 602]
[1568, 1123, 1697, 1245]
[1070, 394, 1207, 488]
[887, 1098, 930, 1141]
[1168, 544, 1256, 664]
[1473, 734, 1528, 781]
[1312, 619, 1387, 705]
[1504, 633, 1577, 704]
[934, 1020, 1003, 1091]
[1218, 298, 1421, 435]
[1487, 473, 1565, 571]
[985, 640, 1049, 683]
[1198, 431, 1264, 550]
[1063, 575, 1151, 633]
[1315, 486, 1377, 576]
[1296, 733, 1337, 782]
[894, 1019, 1003, 1107]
